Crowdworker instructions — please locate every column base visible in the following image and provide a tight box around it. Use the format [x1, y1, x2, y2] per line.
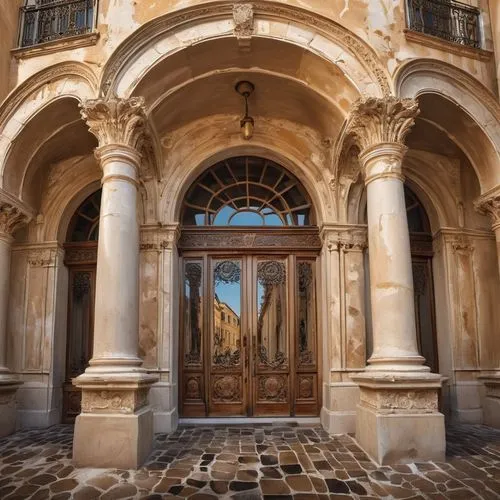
[321, 381, 360, 434]
[72, 371, 158, 468]
[479, 374, 500, 428]
[351, 372, 445, 465]
[0, 378, 22, 437]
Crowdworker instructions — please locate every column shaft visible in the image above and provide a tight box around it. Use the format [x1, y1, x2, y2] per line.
[89, 146, 142, 371]
[364, 147, 424, 371]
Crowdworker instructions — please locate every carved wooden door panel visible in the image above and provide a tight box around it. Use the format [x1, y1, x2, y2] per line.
[251, 257, 291, 416]
[208, 258, 247, 416]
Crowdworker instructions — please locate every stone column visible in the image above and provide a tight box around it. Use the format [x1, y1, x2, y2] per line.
[0, 192, 32, 436]
[475, 188, 500, 428]
[346, 98, 445, 464]
[73, 97, 158, 468]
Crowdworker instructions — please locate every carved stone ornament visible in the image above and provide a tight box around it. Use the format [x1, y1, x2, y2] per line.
[346, 97, 420, 152]
[0, 195, 32, 236]
[233, 3, 254, 50]
[80, 97, 147, 150]
[474, 191, 500, 231]
[359, 388, 438, 413]
[81, 388, 148, 414]
[28, 248, 57, 267]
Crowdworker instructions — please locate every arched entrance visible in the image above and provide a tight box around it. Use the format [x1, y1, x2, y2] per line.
[61, 189, 100, 422]
[178, 156, 321, 417]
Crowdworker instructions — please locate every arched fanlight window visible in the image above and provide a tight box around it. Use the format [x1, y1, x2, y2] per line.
[182, 156, 313, 226]
[67, 190, 101, 242]
[405, 186, 431, 234]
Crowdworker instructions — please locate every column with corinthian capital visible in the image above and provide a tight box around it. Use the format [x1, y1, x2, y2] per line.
[0, 191, 32, 436]
[475, 187, 500, 428]
[73, 97, 158, 468]
[346, 98, 445, 464]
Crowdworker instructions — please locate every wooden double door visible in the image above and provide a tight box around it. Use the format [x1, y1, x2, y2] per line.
[180, 253, 320, 417]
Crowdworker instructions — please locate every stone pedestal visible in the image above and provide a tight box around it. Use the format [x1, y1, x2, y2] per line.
[479, 374, 500, 428]
[73, 374, 156, 468]
[352, 372, 445, 464]
[73, 97, 158, 468]
[0, 379, 22, 437]
[344, 98, 445, 464]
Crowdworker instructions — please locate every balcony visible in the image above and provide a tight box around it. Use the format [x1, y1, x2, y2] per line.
[18, 0, 96, 48]
[406, 0, 481, 49]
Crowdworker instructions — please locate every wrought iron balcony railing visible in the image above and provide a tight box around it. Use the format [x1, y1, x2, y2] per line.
[406, 0, 481, 49]
[19, 0, 96, 48]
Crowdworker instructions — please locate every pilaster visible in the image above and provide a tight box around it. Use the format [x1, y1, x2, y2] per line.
[345, 97, 444, 464]
[320, 225, 367, 434]
[0, 190, 33, 436]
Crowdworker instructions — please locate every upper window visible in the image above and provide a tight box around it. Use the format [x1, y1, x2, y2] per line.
[406, 0, 481, 49]
[19, 0, 95, 48]
[405, 186, 431, 234]
[182, 156, 313, 227]
[67, 190, 101, 242]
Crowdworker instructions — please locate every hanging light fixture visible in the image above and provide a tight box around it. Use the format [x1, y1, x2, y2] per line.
[235, 81, 255, 140]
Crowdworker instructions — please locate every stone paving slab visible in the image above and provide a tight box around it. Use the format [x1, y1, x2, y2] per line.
[0, 423, 499, 499]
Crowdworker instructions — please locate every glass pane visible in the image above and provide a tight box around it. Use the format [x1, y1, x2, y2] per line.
[68, 272, 92, 378]
[257, 260, 288, 368]
[213, 260, 242, 368]
[183, 261, 203, 366]
[297, 261, 316, 366]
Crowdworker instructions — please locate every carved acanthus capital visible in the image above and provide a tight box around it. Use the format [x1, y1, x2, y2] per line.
[80, 97, 147, 150]
[346, 97, 419, 153]
[0, 191, 33, 237]
[474, 189, 500, 231]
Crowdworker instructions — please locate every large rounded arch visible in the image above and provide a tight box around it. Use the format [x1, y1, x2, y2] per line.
[101, 1, 391, 100]
[395, 59, 500, 192]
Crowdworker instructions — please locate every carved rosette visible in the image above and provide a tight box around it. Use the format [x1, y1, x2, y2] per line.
[80, 97, 147, 151]
[257, 375, 287, 402]
[359, 387, 438, 413]
[81, 388, 149, 414]
[474, 191, 500, 232]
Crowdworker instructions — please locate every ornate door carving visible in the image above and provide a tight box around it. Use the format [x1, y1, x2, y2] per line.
[180, 253, 320, 417]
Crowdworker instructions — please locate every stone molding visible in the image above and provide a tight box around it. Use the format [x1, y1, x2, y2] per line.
[140, 224, 180, 251]
[80, 97, 147, 151]
[0, 190, 33, 237]
[320, 225, 367, 252]
[345, 97, 419, 153]
[12, 242, 64, 268]
[474, 187, 500, 231]
[99, 1, 390, 97]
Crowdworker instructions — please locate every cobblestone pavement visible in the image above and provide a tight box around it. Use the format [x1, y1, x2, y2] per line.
[0, 423, 499, 499]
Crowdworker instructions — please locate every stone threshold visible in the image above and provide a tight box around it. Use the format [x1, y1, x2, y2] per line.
[179, 416, 321, 425]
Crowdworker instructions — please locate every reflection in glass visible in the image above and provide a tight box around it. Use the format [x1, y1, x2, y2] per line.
[297, 262, 316, 365]
[184, 262, 203, 365]
[213, 260, 242, 368]
[257, 260, 288, 368]
[68, 272, 92, 377]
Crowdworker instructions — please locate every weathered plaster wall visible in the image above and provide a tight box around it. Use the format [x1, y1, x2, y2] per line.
[0, 0, 21, 103]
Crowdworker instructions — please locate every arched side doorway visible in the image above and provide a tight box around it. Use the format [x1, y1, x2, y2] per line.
[178, 156, 321, 417]
[61, 189, 101, 423]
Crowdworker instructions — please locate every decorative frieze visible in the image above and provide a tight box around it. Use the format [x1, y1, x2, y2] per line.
[0, 190, 33, 237]
[27, 248, 58, 267]
[359, 387, 438, 413]
[81, 388, 149, 414]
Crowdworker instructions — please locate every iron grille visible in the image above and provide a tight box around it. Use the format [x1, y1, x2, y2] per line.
[407, 0, 481, 49]
[19, 0, 95, 48]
